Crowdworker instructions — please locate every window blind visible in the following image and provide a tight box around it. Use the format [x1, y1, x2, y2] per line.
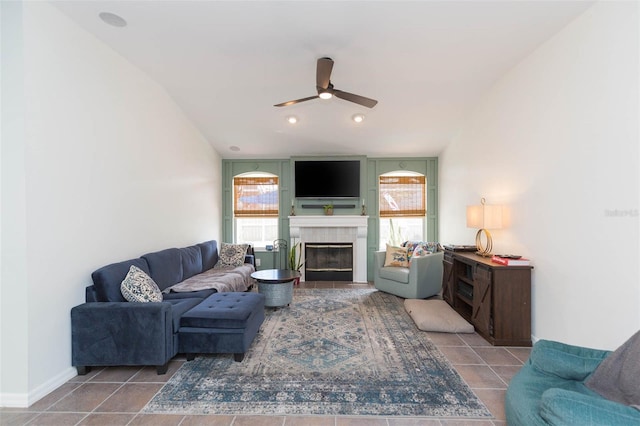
[234, 177, 279, 217]
[379, 175, 426, 217]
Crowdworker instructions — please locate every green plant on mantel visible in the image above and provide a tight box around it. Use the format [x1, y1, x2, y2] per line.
[323, 204, 334, 215]
[289, 240, 304, 271]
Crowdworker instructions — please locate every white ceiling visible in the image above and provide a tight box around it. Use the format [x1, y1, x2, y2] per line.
[51, 1, 594, 159]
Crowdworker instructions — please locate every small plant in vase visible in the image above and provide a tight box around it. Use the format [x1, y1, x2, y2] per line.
[289, 240, 304, 285]
[323, 204, 334, 216]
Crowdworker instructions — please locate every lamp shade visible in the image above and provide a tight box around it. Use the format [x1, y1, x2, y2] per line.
[466, 204, 503, 229]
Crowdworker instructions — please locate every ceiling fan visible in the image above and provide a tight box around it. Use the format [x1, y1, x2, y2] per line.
[274, 57, 378, 109]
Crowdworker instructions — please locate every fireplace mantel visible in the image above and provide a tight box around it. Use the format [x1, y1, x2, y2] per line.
[289, 215, 368, 283]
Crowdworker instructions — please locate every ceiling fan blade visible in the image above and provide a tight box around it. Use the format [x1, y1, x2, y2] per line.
[316, 57, 334, 90]
[333, 89, 378, 108]
[273, 95, 319, 107]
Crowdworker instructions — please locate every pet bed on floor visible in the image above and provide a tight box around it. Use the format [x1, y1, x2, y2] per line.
[404, 299, 474, 333]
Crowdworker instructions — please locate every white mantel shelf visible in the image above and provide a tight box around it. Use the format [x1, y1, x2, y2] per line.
[289, 215, 368, 228]
[289, 215, 369, 283]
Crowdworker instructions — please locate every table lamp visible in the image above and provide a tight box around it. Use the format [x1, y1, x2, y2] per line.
[466, 198, 503, 257]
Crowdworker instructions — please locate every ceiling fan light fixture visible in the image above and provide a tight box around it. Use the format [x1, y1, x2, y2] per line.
[319, 92, 333, 100]
[286, 115, 298, 124]
[352, 114, 365, 123]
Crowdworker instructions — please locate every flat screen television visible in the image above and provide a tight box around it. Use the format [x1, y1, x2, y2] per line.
[294, 160, 360, 198]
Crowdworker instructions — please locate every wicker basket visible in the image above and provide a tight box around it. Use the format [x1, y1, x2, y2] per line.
[258, 280, 294, 307]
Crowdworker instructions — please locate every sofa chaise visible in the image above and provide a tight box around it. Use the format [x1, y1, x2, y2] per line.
[71, 240, 265, 374]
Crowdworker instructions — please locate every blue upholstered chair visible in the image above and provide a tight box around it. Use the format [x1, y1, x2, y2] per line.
[373, 250, 443, 299]
[506, 339, 640, 425]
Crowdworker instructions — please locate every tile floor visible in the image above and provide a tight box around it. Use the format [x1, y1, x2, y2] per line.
[1, 281, 531, 426]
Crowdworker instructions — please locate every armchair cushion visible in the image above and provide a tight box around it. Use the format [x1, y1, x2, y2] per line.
[379, 265, 410, 283]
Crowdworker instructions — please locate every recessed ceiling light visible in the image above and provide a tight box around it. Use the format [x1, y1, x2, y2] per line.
[99, 12, 127, 28]
[286, 116, 298, 124]
[352, 114, 365, 123]
[229, 146, 240, 152]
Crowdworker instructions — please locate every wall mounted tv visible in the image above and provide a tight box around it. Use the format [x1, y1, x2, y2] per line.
[294, 160, 360, 198]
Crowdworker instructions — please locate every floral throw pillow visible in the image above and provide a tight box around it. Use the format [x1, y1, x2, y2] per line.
[214, 243, 249, 269]
[120, 265, 163, 302]
[402, 241, 441, 262]
[384, 244, 409, 268]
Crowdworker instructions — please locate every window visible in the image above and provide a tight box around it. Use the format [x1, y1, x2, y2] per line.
[378, 172, 426, 249]
[234, 173, 279, 248]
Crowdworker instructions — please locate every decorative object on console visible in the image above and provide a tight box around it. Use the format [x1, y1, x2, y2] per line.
[466, 197, 504, 257]
[491, 255, 531, 266]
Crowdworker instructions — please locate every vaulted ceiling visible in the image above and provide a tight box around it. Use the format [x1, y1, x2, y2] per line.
[52, 1, 594, 159]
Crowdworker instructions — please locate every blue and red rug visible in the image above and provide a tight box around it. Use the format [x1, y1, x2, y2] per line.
[145, 288, 491, 417]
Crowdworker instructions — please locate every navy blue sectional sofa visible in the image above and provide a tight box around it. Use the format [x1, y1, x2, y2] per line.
[71, 240, 265, 374]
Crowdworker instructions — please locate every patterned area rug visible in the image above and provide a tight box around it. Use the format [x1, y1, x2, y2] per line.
[145, 289, 491, 417]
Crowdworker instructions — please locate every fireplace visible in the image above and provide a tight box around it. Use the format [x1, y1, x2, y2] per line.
[305, 243, 353, 281]
[289, 215, 368, 282]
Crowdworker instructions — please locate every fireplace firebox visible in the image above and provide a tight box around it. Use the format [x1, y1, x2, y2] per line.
[305, 242, 353, 281]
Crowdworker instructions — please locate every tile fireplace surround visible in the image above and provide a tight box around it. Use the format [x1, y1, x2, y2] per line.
[289, 215, 368, 283]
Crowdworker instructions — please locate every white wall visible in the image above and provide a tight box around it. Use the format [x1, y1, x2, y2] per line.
[1, 2, 222, 406]
[440, 1, 639, 350]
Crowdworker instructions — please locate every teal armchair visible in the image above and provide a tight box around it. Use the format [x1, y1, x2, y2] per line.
[506, 339, 640, 425]
[373, 251, 443, 299]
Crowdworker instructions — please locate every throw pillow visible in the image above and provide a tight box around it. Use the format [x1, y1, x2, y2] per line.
[384, 244, 409, 267]
[585, 330, 640, 408]
[403, 241, 441, 262]
[120, 265, 163, 303]
[214, 243, 249, 269]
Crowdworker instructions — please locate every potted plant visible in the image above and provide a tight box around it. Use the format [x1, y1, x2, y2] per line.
[323, 203, 334, 216]
[289, 240, 304, 285]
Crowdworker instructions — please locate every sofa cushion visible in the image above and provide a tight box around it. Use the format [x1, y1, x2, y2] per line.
[142, 248, 183, 291]
[163, 289, 216, 300]
[214, 243, 249, 269]
[181, 292, 264, 329]
[379, 266, 410, 283]
[92, 258, 150, 302]
[180, 245, 203, 280]
[384, 244, 409, 267]
[120, 265, 163, 303]
[198, 240, 219, 270]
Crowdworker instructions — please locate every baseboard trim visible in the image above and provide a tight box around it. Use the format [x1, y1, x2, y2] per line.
[0, 366, 77, 408]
